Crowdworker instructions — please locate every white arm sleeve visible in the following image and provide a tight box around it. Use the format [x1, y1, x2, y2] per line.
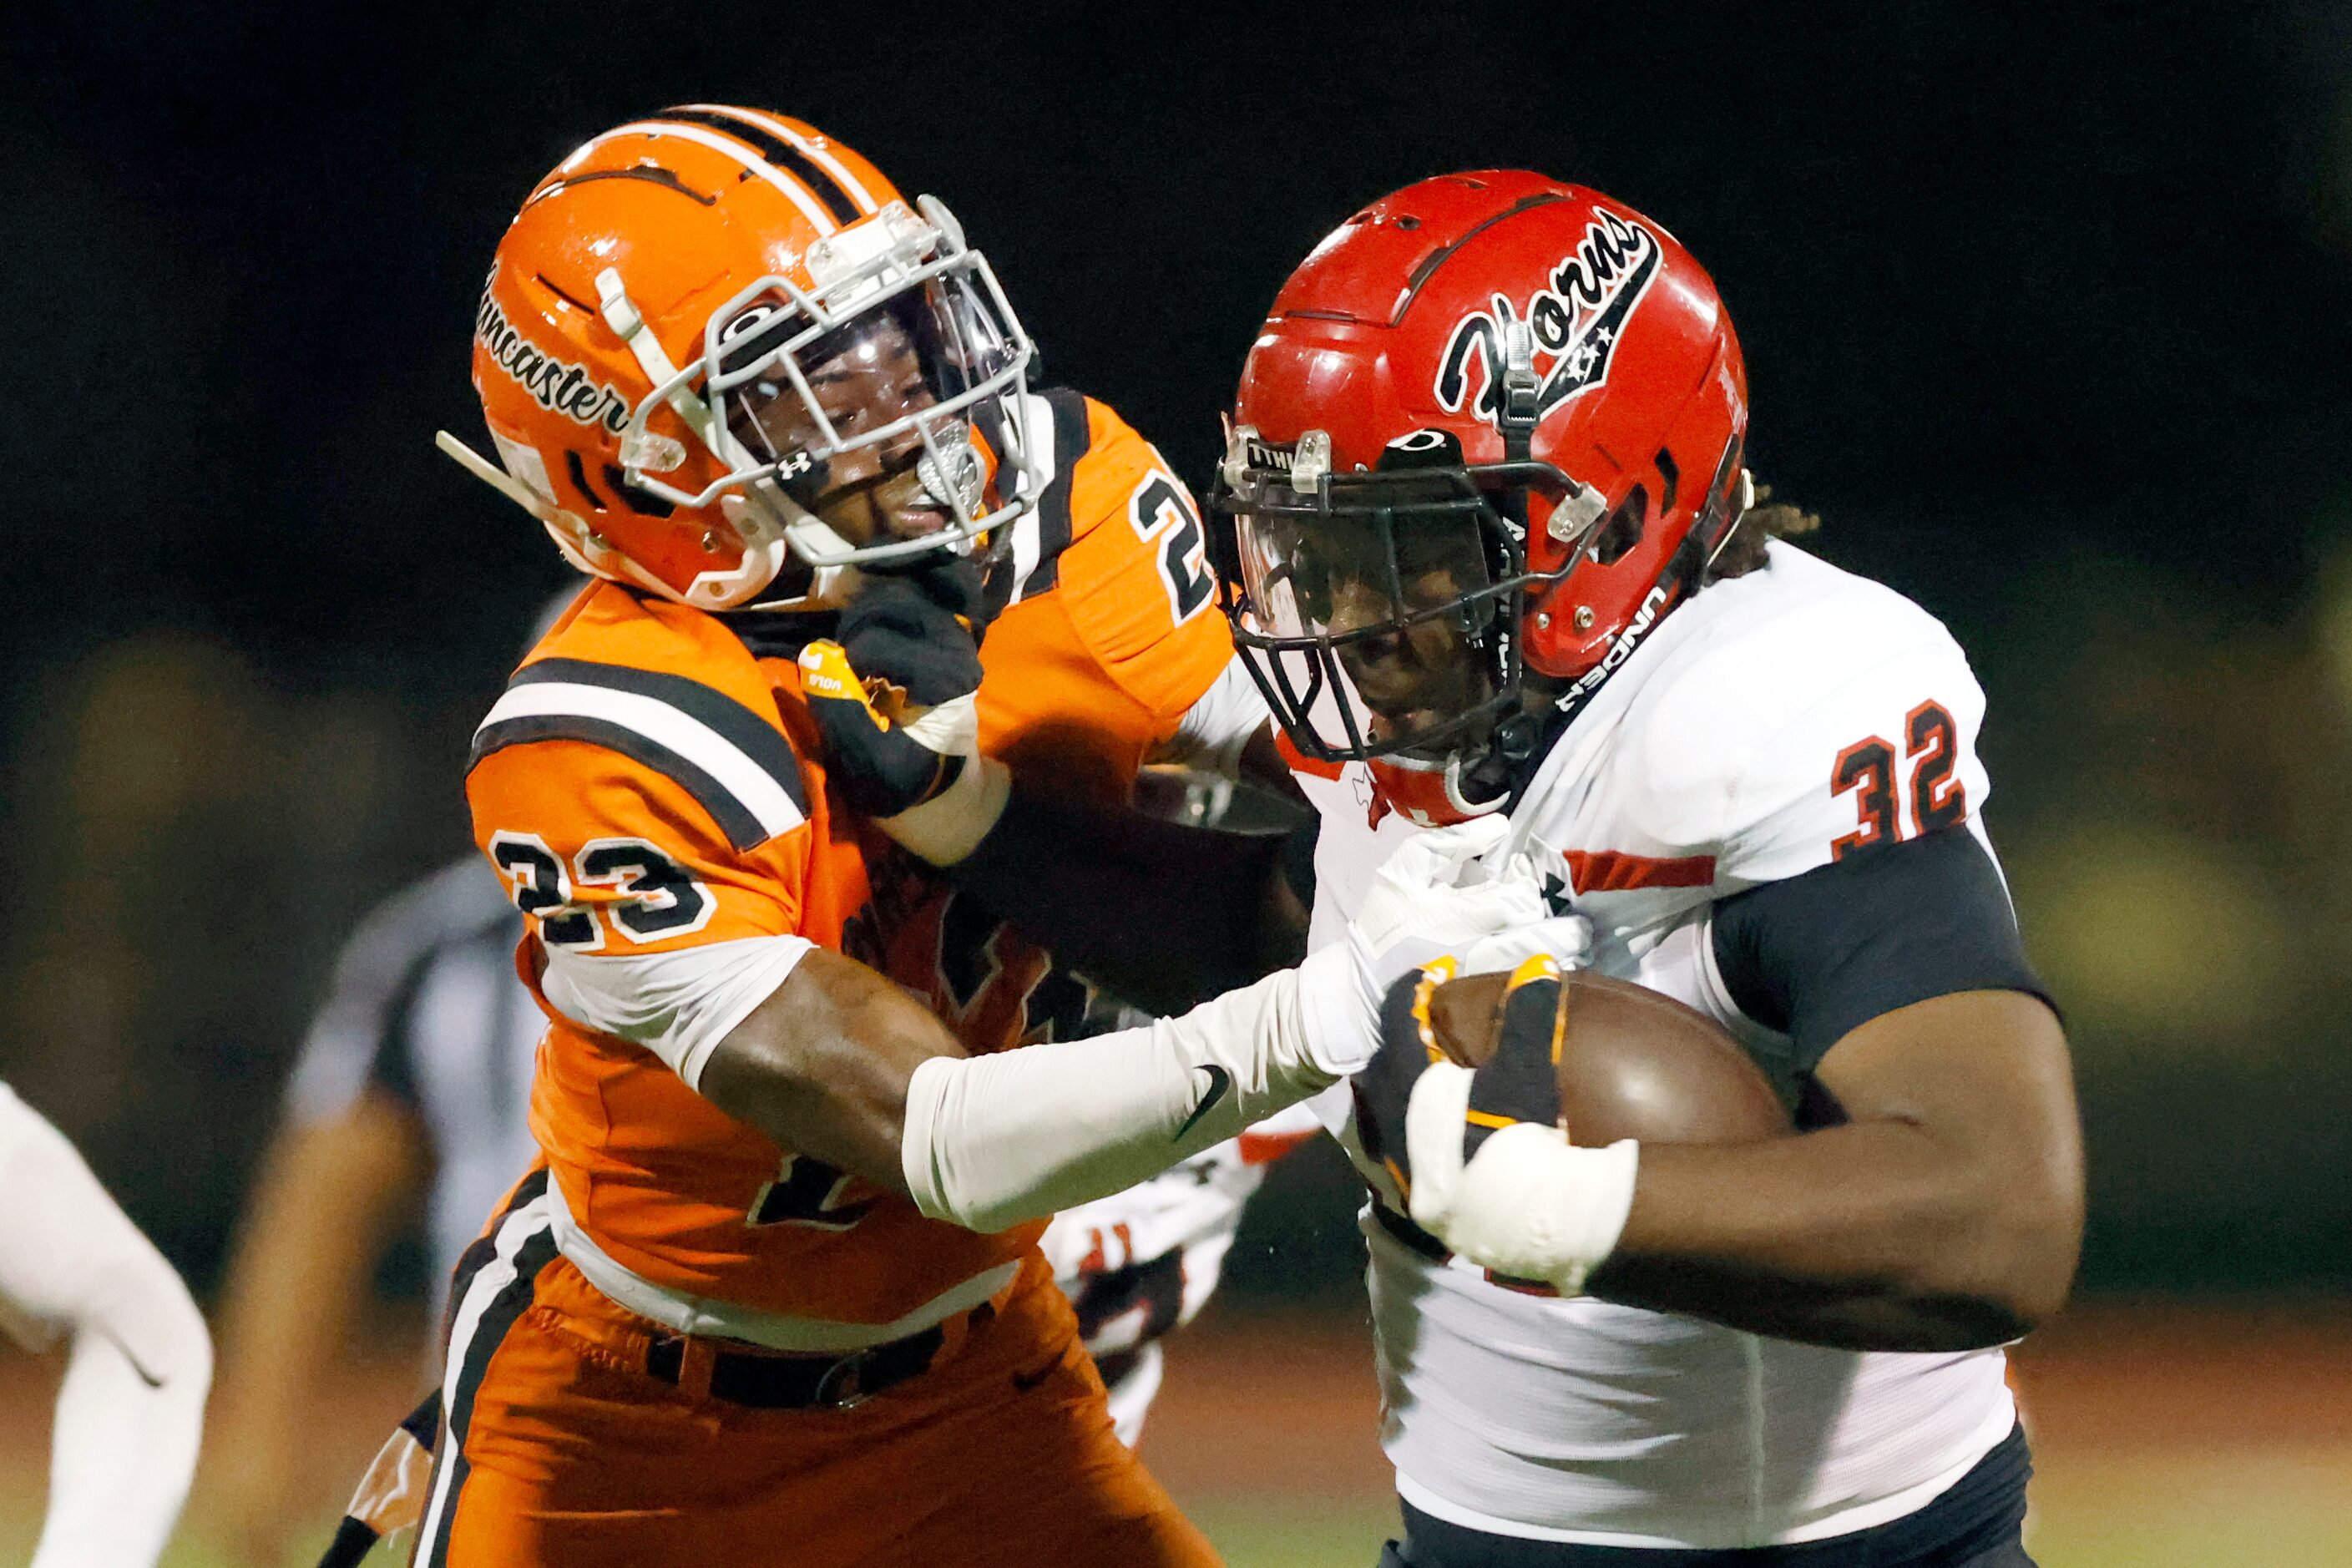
[539, 934, 816, 1092]
[903, 943, 1363, 1234]
[0, 1085, 210, 1568]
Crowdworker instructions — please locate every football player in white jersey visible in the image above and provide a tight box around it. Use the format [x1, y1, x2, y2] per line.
[810, 172, 2082, 1567]
[0, 1083, 211, 1568]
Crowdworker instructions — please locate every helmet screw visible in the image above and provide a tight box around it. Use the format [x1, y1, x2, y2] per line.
[701, 529, 724, 553]
[1535, 612, 1551, 629]
[1574, 605, 1596, 630]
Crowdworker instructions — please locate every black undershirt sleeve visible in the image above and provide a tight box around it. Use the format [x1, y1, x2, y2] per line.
[943, 781, 1317, 1016]
[1710, 824, 2055, 1077]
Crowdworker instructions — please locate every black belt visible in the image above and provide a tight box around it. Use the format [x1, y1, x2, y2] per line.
[1371, 1198, 1452, 1262]
[644, 1302, 992, 1411]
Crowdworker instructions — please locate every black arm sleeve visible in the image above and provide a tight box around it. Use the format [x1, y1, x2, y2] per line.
[1711, 824, 2055, 1076]
[943, 781, 1317, 1015]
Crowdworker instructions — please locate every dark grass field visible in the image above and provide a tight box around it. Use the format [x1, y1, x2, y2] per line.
[0, 1301, 2343, 1566]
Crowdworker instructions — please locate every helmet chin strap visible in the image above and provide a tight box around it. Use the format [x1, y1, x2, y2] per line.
[1442, 751, 1512, 818]
[1373, 704, 1541, 827]
[742, 517, 864, 613]
[598, 268, 790, 609]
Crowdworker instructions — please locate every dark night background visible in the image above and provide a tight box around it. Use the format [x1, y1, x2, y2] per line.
[3, 0, 2349, 1304]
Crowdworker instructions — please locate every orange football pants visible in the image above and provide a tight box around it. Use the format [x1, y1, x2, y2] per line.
[417, 1193, 1219, 1567]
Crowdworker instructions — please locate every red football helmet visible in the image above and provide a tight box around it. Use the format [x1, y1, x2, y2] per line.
[441, 106, 1037, 610]
[1214, 172, 1750, 822]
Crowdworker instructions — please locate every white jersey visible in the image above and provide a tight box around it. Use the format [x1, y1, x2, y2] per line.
[1296, 543, 2016, 1549]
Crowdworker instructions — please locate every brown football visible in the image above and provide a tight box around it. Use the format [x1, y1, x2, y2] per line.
[1425, 969, 1793, 1146]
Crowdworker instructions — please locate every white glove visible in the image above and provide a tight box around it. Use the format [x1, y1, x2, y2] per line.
[1459, 912, 1594, 977]
[1310, 816, 1550, 1077]
[1404, 1061, 1639, 1296]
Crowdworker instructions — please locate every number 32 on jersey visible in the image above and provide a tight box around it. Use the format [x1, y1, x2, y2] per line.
[1829, 701, 1968, 860]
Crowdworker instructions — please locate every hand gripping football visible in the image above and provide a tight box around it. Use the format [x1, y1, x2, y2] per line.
[1353, 955, 1789, 1207]
[1424, 962, 1793, 1147]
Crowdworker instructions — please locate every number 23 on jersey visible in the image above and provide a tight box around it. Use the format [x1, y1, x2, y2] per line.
[488, 830, 716, 949]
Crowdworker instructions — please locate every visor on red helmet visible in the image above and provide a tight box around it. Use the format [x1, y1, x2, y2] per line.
[1213, 423, 1603, 764]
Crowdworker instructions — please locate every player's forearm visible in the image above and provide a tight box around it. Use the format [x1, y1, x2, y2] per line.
[1593, 1120, 2080, 1350]
[699, 947, 969, 1196]
[941, 780, 1308, 1014]
[706, 941, 1358, 1234]
[902, 945, 1359, 1232]
[702, 818, 1534, 1236]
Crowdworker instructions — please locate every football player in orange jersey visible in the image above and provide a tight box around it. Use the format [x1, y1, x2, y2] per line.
[409, 106, 1545, 1568]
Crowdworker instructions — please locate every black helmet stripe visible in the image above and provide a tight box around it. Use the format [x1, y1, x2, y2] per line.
[532, 164, 719, 209]
[655, 107, 862, 225]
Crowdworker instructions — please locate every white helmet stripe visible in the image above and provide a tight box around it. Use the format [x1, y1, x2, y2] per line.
[678, 104, 881, 215]
[583, 121, 839, 235]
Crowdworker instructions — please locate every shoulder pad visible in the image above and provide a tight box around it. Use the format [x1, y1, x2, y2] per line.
[1616, 548, 1987, 883]
[471, 583, 807, 852]
[993, 392, 1232, 724]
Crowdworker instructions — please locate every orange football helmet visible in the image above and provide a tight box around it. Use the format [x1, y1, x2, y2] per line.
[441, 105, 1038, 609]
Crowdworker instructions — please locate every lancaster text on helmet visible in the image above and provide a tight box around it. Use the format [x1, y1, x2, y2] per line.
[477, 281, 634, 435]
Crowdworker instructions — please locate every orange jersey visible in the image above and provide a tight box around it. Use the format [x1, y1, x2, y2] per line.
[465, 389, 1230, 1330]
[977, 388, 1232, 797]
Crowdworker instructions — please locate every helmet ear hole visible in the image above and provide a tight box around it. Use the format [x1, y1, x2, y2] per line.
[562, 449, 609, 512]
[601, 464, 676, 518]
[1590, 484, 1647, 566]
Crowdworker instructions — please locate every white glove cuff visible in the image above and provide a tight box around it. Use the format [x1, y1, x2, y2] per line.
[1441, 1127, 1641, 1297]
[880, 750, 1010, 866]
[1402, 1060, 1476, 1229]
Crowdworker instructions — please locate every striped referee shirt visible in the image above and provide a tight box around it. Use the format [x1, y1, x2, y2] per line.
[284, 857, 542, 1320]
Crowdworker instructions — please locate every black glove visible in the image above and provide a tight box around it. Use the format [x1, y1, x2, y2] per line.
[1352, 957, 1569, 1210]
[798, 559, 995, 830]
[831, 558, 985, 708]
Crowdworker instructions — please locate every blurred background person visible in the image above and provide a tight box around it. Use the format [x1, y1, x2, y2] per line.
[1044, 1103, 1319, 1446]
[204, 851, 537, 1567]
[0, 1082, 210, 1568]
[205, 594, 574, 1565]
